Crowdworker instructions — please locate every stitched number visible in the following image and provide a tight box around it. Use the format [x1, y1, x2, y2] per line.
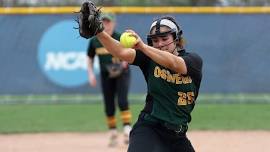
[177, 92, 186, 105]
[177, 92, 194, 105]
[187, 92, 195, 104]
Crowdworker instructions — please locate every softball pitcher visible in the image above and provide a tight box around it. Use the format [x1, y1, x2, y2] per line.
[86, 12, 132, 147]
[77, 2, 203, 151]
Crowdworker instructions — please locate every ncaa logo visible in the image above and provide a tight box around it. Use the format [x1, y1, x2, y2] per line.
[38, 20, 100, 87]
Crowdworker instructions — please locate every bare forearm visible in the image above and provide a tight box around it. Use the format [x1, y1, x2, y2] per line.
[96, 32, 135, 63]
[141, 45, 187, 74]
[96, 32, 123, 56]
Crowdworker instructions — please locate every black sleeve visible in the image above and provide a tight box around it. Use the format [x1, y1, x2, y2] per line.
[131, 50, 150, 67]
[182, 52, 203, 78]
[182, 52, 203, 99]
[182, 52, 203, 94]
[130, 50, 151, 81]
[87, 38, 96, 58]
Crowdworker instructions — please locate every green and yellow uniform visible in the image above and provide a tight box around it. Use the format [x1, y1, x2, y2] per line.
[88, 32, 122, 75]
[87, 31, 132, 129]
[128, 48, 202, 152]
[133, 49, 202, 127]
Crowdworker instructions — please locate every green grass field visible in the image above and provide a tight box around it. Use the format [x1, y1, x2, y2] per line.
[0, 103, 270, 133]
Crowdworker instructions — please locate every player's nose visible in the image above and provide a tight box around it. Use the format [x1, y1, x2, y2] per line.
[156, 40, 164, 47]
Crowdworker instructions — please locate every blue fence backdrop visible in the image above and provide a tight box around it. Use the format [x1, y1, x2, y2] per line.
[0, 13, 270, 95]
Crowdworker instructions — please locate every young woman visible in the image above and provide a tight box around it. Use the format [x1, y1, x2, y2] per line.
[93, 15, 202, 151]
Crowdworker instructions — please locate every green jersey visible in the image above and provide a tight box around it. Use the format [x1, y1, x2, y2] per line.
[131, 49, 203, 126]
[87, 31, 122, 74]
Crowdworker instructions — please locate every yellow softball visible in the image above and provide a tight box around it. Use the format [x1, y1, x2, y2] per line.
[120, 32, 137, 48]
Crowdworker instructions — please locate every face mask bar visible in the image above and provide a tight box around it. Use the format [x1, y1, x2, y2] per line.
[147, 28, 178, 46]
[147, 18, 183, 46]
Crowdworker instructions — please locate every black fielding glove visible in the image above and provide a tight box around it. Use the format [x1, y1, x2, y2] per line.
[76, 1, 104, 39]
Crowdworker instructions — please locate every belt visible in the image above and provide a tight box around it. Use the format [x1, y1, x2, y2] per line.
[139, 112, 188, 134]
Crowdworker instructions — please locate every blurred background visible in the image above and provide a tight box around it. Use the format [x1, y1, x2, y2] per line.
[1, 0, 270, 6]
[1, 0, 270, 104]
[1, 1, 270, 152]
[0, 0, 270, 141]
